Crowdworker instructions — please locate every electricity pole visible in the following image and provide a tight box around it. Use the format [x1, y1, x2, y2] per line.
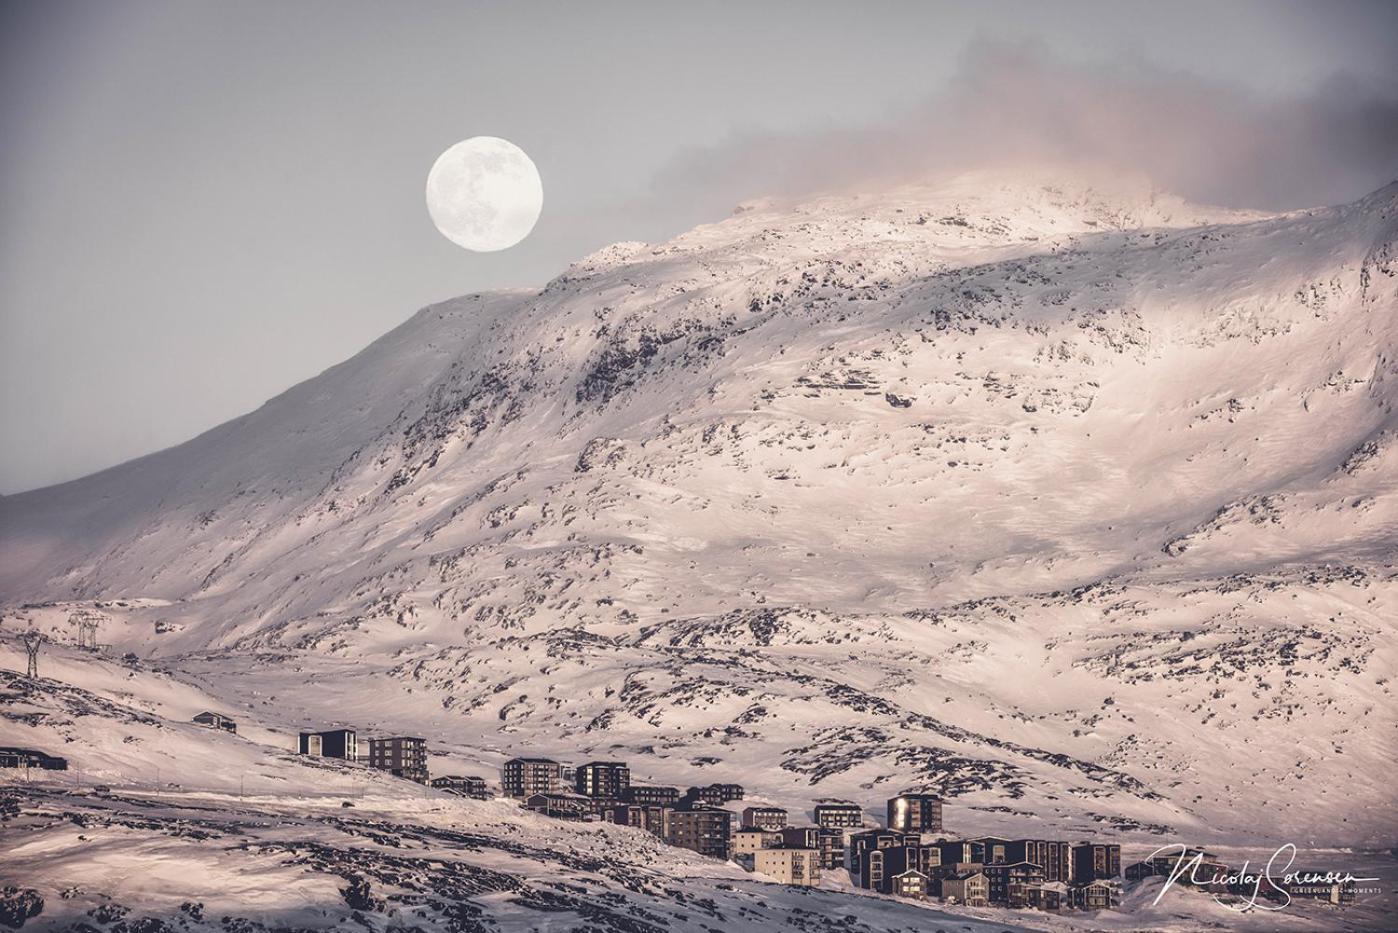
[20, 630, 42, 679]
[68, 611, 101, 650]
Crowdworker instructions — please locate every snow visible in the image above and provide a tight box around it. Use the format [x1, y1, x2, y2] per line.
[2, 171, 1397, 928]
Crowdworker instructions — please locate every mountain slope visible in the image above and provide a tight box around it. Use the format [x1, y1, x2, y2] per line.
[2, 173, 1396, 852]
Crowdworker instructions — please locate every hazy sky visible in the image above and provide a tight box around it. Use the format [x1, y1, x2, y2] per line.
[3, 1, 1397, 493]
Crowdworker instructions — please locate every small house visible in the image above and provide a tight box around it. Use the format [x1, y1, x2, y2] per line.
[192, 711, 237, 734]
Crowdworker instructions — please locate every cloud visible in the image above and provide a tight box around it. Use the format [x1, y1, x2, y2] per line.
[651, 41, 1398, 213]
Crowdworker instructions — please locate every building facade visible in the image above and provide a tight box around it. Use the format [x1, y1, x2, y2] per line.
[298, 728, 356, 760]
[1071, 843, 1122, 883]
[816, 828, 846, 869]
[622, 784, 679, 807]
[665, 806, 734, 860]
[733, 828, 783, 856]
[1070, 879, 1122, 910]
[890, 869, 929, 899]
[575, 760, 630, 798]
[753, 848, 820, 886]
[931, 840, 978, 866]
[886, 794, 942, 834]
[813, 802, 863, 829]
[524, 792, 590, 820]
[367, 736, 428, 783]
[974, 836, 1011, 865]
[501, 757, 563, 798]
[940, 870, 989, 907]
[192, 711, 237, 734]
[682, 783, 744, 806]
[779, 826, 819, 849]
[741, 806, 788, 831]
[1027, 882, 1068, 911]
[609, 804, 670, 837]
[0, 747, 68, 770]
[431, 774, 490, 798]
[984, 861, 1046, 907]
[848, 829, 916, 887]
[1007, 839, 1072, 882]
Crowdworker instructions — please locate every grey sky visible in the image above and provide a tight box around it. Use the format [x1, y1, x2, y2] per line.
[2, 1, 1396, 494]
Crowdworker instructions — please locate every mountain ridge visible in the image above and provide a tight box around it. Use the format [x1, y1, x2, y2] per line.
[2, 172, 1395, 848]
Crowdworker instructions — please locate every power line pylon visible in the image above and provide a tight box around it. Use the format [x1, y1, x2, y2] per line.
[69, 610, 101, 650]
[20, 630, 43, 679]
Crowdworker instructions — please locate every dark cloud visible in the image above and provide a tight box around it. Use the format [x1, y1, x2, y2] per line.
[653, 41, 1398, 213]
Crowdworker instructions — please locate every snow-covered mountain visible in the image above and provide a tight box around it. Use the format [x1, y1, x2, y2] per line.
[3, 170, 1397, 886]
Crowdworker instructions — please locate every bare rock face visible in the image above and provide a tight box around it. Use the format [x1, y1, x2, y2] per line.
[0, 888, 43, 929]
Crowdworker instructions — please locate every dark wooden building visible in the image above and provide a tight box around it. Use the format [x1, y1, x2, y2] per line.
[192, 711, 237, 734]
[0, 747, 68, 770]
[984, 860, 1046, 907]
[1070, 878, 1123, 909]
[890, 869, 930, 899]
[931, 839, 979, 866]
[1027, 882, 1068, 911]
[1125, 859, 1159, 882]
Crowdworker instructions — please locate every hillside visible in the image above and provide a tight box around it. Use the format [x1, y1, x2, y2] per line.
[2, 171, 1397, 911]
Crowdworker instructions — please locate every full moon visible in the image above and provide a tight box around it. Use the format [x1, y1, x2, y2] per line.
[426, 136, 542, 252]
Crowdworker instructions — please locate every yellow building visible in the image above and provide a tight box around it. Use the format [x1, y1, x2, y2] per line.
[733, 828, 782, 855]
[754, 848, 821, 886]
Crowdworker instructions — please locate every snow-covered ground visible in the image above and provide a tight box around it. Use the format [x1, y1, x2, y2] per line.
[3, 636, 1392, 931]
[2, 171, 1396, 928]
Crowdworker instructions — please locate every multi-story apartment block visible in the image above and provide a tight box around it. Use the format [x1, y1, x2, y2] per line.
[575, 760, 630, 798]
[740, 806, 788, 831]
[367, 736, 428, 783]
[754, 848, 820, 887]
[501, 757, 563, 798]
[1006, 839, 1072, 882]
[665, 806, 734, 860]
[622, 784, 679, 807]
[813, 802, 863, 830]
[885, 794, 943, 834]
[1071, 843, 1122, 883]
